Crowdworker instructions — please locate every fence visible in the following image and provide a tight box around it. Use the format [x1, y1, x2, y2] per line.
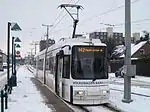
[0, 77, 13, 112]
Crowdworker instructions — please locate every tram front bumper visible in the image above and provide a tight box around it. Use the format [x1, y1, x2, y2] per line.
[73, 95, 109, 105]
[72, 87, 110, 105]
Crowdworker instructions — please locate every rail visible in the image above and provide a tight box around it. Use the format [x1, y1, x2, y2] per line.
[0, 68, 17, 112]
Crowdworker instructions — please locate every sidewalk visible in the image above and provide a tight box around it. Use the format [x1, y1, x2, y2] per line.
[5, 66, 53, 112]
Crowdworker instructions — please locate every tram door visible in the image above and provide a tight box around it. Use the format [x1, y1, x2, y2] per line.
[55, 55, 63, 97]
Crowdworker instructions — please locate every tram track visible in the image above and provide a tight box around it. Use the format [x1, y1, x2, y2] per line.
[27, 66, 122, 112]
[103, 103, 124, 112]
[109, 81, 150, 89]
[82, 103, 124, 112]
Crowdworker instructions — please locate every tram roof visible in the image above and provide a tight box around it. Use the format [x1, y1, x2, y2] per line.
[35, 38, 106, 57]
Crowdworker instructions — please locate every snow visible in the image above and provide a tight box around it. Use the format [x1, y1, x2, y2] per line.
[112, 44, 135, 57]
[3, 66, 53, 112]
[110, 90, 150, 112]
[135, 76, 150, 83]
[85, 106, 113, 112]
[109, 73, 150, 84]
[0, 69, 7, 75]
[110, 84, 150, 96]
[113, 45, 125, 55]
[131, 41, 147, 56]
[2, 66, 150, 112]
[120, 41, 147, 58]
[108, 73, 150, 112]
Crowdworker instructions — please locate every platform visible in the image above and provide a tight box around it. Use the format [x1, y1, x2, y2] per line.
[2, 66, 74, 112]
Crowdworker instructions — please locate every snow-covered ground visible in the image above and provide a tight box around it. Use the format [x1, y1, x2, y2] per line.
[0, 69, 7, 89]
[2, 66, 53, 112]
[0, 69, 7, 76]
[1, 66, 150, 112]
[108, 73, 150, 112]
[110, 90, 150, 112]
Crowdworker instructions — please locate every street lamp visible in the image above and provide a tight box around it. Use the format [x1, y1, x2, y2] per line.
[7, 22, 21, 87]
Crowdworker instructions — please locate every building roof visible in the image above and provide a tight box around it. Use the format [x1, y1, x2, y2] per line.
[112, 41, 147, 58]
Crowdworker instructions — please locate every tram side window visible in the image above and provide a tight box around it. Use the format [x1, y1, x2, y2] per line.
[38, 59, 44, 70]
[63, 56, 70, 79]
[46, 58, 49, 70]
[49, 57, 54, 74]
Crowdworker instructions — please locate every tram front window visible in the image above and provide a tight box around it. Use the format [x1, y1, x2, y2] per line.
[71, 46, 108, 80]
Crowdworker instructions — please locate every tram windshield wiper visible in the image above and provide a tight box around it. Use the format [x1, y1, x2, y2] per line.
[92, 77, 96, 82]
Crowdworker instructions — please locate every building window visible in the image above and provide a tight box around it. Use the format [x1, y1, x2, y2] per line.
[96, 32, 99, 36]
[140, 49, 145, 55]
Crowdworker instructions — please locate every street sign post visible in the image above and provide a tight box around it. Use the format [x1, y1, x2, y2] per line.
[7, 22, 21, 88]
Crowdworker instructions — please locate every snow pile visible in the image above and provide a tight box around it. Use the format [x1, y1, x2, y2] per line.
[5, 66, 53, 112]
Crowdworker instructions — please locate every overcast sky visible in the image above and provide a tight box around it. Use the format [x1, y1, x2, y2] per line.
[0, 0, 150, 57]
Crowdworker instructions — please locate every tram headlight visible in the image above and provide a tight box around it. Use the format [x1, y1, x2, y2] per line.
[75, 90, 85, 96]
[102, 90, 109, 94]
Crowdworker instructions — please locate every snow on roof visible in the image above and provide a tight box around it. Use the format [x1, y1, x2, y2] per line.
[131, 41, 147, 55]
[112, 45, 126, 56]
[120, 41, 147, 58]
[35, 38, 106, 57]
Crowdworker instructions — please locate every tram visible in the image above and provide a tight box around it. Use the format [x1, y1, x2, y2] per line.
[35, 38, 110, 105]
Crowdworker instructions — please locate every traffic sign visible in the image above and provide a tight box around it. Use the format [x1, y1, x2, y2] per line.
[15, 37, 21, 42]
[16, 54, 21, 58]
[15, 44, 21, 48]
[11, 23, 22, 31]
[16, 51, 20, 54]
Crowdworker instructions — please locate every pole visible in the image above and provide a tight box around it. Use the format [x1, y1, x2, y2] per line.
[13, 43, 17, 86]
[43, 26, 49, 84]
[42, 24, 53, 84]
[35, 44, 36, 55]
[14, 44, 16, 75]
[122, 0, 132, 103]
[7, 22, 11, 86]
[30, 48, 33, 65]
[12, 37, 14, 75]
[72, 20, 78, 38]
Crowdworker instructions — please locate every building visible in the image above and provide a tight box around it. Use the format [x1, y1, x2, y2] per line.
[110, 41, 150, 76]
[89, 31, 137, 45]
[3, 53, 7, 63]
[89, 31, 124, 45]
[133, 32, 140, 41]
[111, 41, 150, 59]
